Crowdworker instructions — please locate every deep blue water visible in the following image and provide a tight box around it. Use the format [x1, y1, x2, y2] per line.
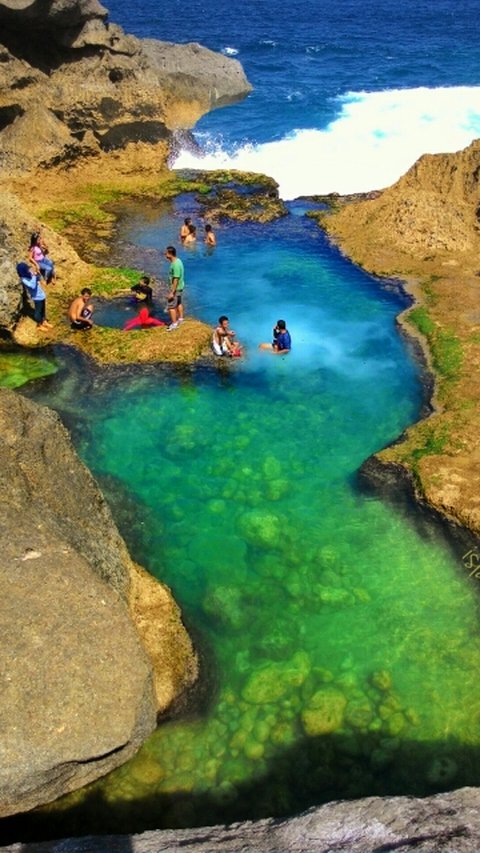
[106, 0, 480, 196]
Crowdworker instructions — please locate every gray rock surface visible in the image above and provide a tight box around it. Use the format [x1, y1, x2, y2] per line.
[3, 787, 480, 852]
[0, 389, 155, 816]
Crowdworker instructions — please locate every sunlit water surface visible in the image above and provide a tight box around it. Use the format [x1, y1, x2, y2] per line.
[10, 201, 480, 838]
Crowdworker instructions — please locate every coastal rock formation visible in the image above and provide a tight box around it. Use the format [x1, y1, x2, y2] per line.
[0, 0, 252, 176]
[4, 786, 480, 852]
[0, 388, 197, 816]
[319, 138, 480, 536]
[320, 138, 480, 269]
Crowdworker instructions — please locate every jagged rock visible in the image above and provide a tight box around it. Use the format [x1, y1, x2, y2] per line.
[0, 389, 197, 816]
[322, 138, 480, 264]
[0, 1, 252, 176]
[0, 237, 23, 329]
[0, 0, 110, 53]
[0, 103, 97, 174]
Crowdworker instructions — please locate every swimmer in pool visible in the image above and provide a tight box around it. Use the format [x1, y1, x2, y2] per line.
[259, 319, 291, 354]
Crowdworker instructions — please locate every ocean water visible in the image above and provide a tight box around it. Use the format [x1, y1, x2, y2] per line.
[3, 0, 480, 842]
[107, 0, 480, 196]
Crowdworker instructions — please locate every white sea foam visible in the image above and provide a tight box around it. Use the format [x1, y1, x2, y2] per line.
[173, 86, 480, 199]
[221, 46, 239, 55]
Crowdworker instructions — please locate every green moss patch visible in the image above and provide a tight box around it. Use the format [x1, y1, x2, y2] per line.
[408, 308, 462, 388]
[90, 267, 144, 297]
[408, 306, 435, 337]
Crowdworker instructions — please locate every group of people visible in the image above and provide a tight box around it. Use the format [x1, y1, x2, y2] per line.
[212, 316, 291, 358]
[16, 221, 291, 356]
[180, 217, 216, 248]
[15, 231, 57, 331]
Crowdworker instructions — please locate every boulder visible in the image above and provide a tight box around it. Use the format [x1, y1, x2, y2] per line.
[301, 687, 347, 736]
[0, 388, 197, 816]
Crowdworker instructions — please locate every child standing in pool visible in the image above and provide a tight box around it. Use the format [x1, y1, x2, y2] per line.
[205, 223, 216, 247]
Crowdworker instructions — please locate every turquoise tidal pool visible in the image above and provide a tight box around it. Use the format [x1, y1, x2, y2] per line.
[9, 199, 480, 838]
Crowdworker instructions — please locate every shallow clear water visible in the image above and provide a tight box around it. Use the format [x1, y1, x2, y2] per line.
[10, 204, 480, 839]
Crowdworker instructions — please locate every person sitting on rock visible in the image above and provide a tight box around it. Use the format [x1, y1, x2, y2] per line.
[212, 315, 242, 357]
[69, 288, 94, 330]
[28, 232, 56, 284]
[17, 261, 53, 332]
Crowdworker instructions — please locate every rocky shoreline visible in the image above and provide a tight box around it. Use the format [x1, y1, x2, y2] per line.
[0, 388, 198, 817]
[313, 141, 480, 540]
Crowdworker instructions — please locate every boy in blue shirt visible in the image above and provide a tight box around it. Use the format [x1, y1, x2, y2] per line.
[259, 319, 291, 354]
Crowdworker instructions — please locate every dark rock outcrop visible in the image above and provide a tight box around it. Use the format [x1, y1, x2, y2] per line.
[0, 388, 196, 816]
[0, 0, 252, 175]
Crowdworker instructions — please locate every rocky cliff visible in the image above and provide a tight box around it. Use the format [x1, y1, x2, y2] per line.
[0, 388, 197, 817]
[318, 138, 480, 537]
[321, 139, 480, 270]
[0, 0, 251, 176]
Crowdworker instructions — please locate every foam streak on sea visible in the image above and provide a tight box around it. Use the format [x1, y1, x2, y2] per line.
[174, 86, 480, 198]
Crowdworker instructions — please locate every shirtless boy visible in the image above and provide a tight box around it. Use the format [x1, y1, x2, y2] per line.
[69, 288, 94, 330]
[212, 316, 241, 356]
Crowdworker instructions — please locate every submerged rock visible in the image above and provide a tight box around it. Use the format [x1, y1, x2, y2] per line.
[242, 652, 311, 705]
[301, 687, 347, 736]
[236, 509, 284, 549]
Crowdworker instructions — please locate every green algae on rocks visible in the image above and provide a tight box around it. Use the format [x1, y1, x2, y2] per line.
[0, 350, 57, 388]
